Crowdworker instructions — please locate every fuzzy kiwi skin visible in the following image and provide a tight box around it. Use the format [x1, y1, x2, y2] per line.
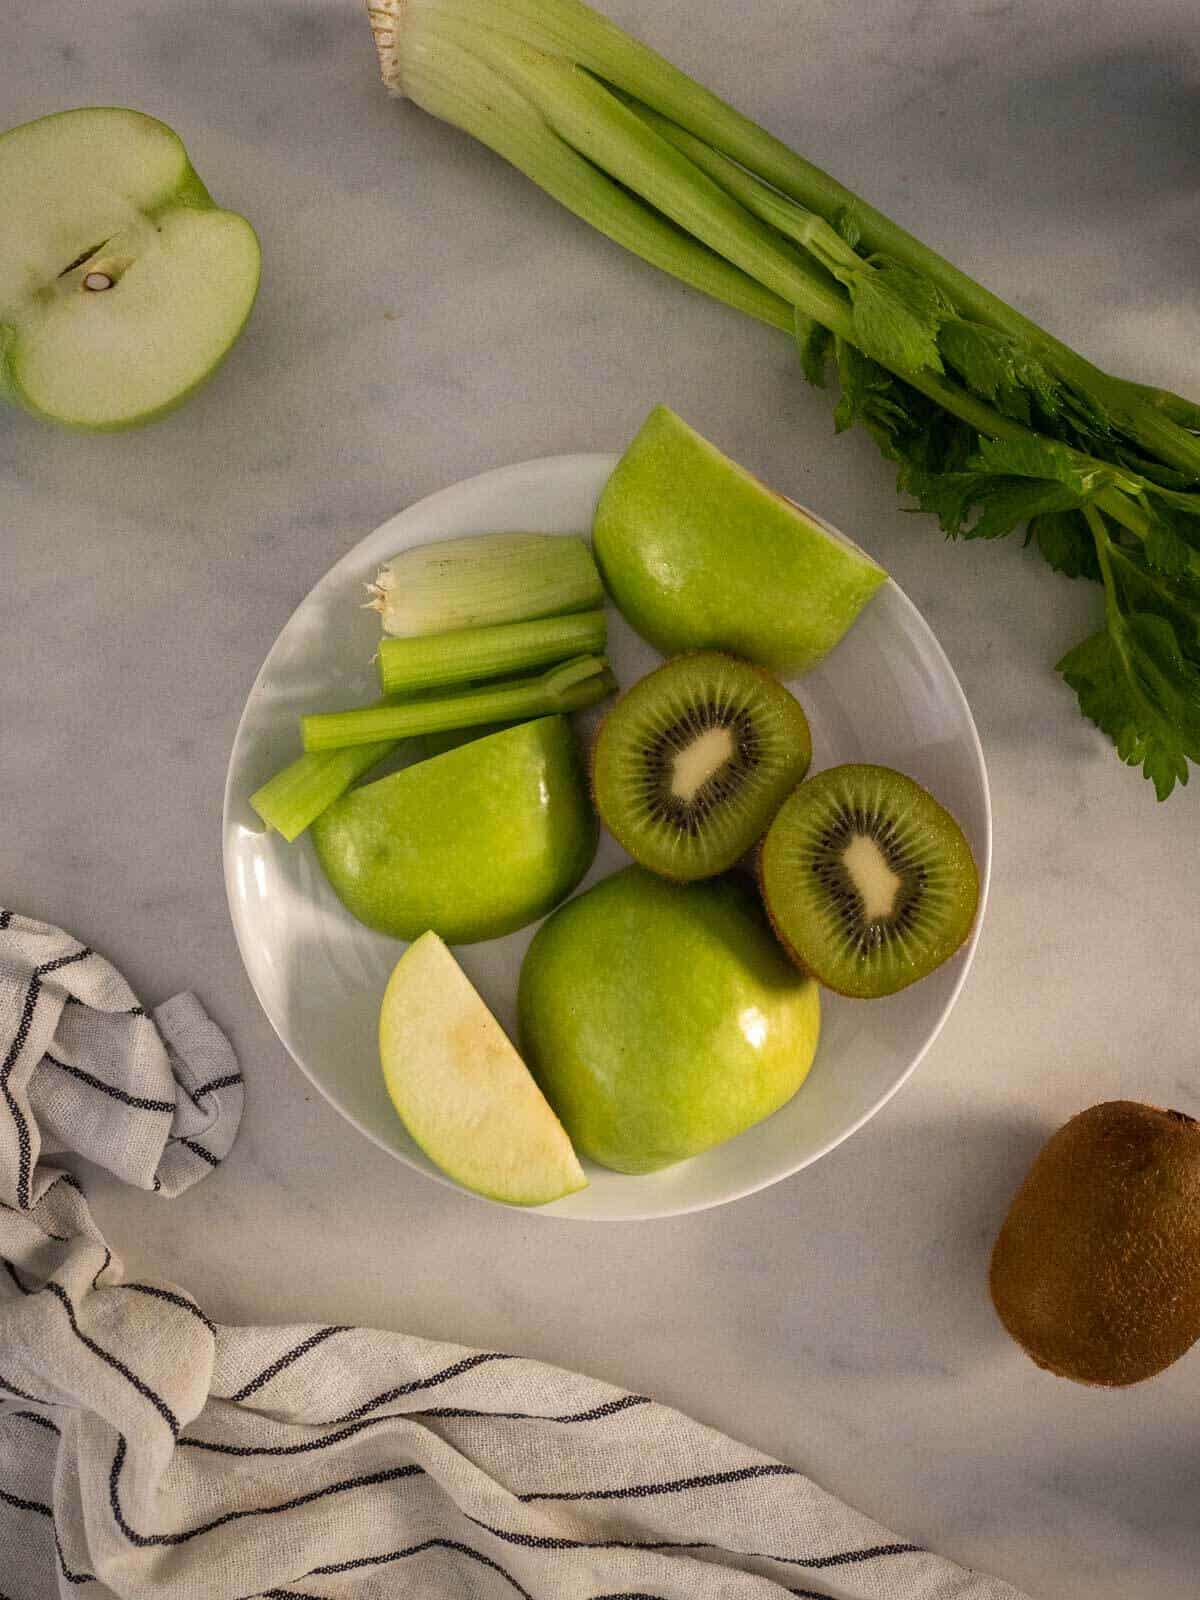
[588, 652, 810, 883]
[989, 1101, 1200, 1387]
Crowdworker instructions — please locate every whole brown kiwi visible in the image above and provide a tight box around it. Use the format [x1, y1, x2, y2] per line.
[989, 1101, 1200, 1386]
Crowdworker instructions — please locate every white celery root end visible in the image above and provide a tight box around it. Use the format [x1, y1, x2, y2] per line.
[367, 0, 409, 95]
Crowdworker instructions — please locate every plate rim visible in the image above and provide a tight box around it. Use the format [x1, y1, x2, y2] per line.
[222, 451, 992, 1221]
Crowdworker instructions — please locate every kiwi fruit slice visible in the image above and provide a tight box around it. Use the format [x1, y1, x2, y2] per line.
[591, 652, 812, 881]
[759, 764, 978, 997]
[990, 1101, 1200, 1386]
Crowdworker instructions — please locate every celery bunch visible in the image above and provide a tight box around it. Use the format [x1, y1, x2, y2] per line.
[369, 0, 1200, 798]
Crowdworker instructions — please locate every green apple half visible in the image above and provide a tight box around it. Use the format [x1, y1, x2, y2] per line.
[380, 932, 586, 1206]
[312, 716, 598, 945]
[593, 405, 888, 673]
[518, 865, 820, 1174]
[0, 107, 260, 429]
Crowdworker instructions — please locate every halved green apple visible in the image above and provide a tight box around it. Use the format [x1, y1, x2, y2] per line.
[0, 107, 260, 429]
[380, 931, 587, 1206]
[593, 405, 888, 673]
[311, 716, 598, 945]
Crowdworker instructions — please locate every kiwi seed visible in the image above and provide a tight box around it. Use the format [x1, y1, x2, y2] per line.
[759, 763, 979, 997]
[591, 652, 812, 881]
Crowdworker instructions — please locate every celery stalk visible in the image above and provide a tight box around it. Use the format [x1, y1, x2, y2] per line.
[375, 0, 1200, 476]
[302, 655, 616, 752]
[378, 4, 1033, 451]
[251, 741, 397, 841]
[368, 11, 794, 332]
[368, 533, 603, 637]
[378, 609, 606, 695]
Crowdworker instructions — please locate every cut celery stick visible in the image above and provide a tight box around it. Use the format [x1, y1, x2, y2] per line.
[367, 533, 603, 637]
[250, 740, 397, 841]
[302, 655, 617, 752]
[377, 608, 607, 695]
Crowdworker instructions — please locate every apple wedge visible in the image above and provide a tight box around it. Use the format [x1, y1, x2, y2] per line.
[594, 405, 888, 673]
[0, 107, 260, 429]
[380, 932, 587, 1206]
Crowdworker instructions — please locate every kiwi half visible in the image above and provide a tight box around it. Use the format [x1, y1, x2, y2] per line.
[760, 764, 978, 997]
[591, 652, 812, 881]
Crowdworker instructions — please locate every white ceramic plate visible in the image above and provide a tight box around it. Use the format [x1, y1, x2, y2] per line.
[224, 454, 991, 1220]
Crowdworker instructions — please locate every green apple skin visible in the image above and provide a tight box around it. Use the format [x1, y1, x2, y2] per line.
[518, 865, 820, 1174]
[593, 405, 888, 673]
[0, 107, 260, 430]
[312, 716, 598, 945]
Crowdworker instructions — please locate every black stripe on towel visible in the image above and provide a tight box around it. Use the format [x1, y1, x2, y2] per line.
[259, 1591, 333, 1599]
[4, 1410, 60, 1436]
[228, 1326, 350, 1402]
[91, 1250, 114, 1292]
[180, 1391, 651, 1458]
[0, 1371, 57, 1406]
[42, 1280, 179, 1437]
[463, 1509, 923, 1570]
[52, 1522, 95, 1586]
[463, 1515, 706, 1555]
[1, 976, 41, 1210]
[0, 911, 12, 930]
[0, 1197, 68, 1243]
[194, 1071, 243, 1099]
[179, 1416, 431, 1460]
[520, 1461, 798, 1503]
[328, 1350, 513, 1424]
[307, 1537, 536, 1600]
[1, 1268, 181, 1437]
[174, 1069, 243, 1112]
[115, 1283, 216, 1336]
[38, 949, 95, 978]
[0, 1486, 52, 1518]
[1, 947, 92, 1207]
[175, 1136, 220, 1168]
[108, 1437, 423, 1546]
[426, 1393, 651, 1425]
[0, 1486, 96, 1585]
[43, 1054, 175, 1114]
[2, 1259, 28, 1295]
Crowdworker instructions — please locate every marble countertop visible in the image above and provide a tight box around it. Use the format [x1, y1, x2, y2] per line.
[3, 2, 1199, 1595]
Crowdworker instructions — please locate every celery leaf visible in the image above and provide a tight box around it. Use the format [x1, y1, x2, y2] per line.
[1030, 510, 1101, 581]
[1058, 613, 1200, 799]
[793, 310, 832, 388]
[849, 261, 946, 376]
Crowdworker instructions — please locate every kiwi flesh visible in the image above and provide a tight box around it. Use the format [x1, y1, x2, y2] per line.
[989, 1101, 1200, 1386]
[759, 763, 978, 997]
[591, 652, 811, 881]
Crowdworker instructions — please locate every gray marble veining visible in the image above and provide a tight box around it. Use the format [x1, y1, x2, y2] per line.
[3, 3, 1199, 1596]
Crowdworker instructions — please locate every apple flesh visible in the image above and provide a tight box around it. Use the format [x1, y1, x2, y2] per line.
[518, 865, 820, 1173]
[0, 108, 260, 429]
[379, 932, 586, 1206]
[593, 405, 888, 673]
[312, 716, 598, 945]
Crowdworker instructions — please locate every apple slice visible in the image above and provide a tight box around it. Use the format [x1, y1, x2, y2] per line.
[0, 108, 260, 429]
[379, 932, 587, 1206]
[593, 405, 888, 673]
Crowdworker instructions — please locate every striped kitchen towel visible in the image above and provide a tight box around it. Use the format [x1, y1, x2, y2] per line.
[0, 908, 1032, 1600]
